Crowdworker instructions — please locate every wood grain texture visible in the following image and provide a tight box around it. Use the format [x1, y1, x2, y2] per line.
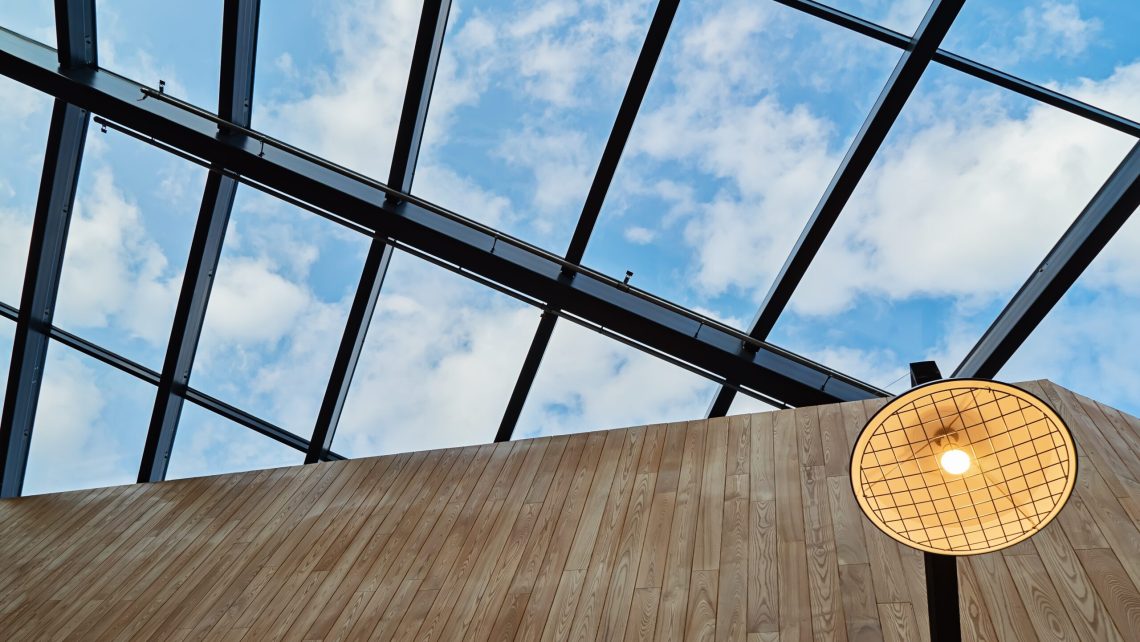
[2, 381, 1138, 640]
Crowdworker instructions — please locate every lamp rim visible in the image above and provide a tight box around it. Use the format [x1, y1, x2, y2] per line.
[850, 378, 1077, 556]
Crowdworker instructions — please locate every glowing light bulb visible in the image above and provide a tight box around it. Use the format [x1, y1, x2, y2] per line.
[940, 449, 971, 475]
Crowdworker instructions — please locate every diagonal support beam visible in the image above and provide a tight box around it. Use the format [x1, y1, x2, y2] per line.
[305, 0, 451, 463]
[0, 1, 97, 498]
[707, 0, 964, 418]
[138, 0, 261, 482]
[495, 0, 682, 442]
[0, 29, 888, 411]
[954, 142, 1140, 379]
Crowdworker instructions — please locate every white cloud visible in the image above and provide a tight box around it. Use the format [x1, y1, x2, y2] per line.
[1016, 2, 1102, 61]
[623, 225, 656, 244]
[515, 320, 717, 439]
[54, 167, 185, 346]
[22, 347, 146, 495]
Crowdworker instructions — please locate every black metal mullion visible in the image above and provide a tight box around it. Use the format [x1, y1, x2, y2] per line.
[495, 0, 681, 442]
[0, 1, 97, 498]
[138, 0, 261, 483]
[305, 0, 452, 463]
[707, 0, 964, 418]
[954, 142, 1140, 379]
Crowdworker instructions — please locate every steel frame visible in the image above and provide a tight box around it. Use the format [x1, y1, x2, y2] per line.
[955, 143, 1140, 379]
[496, 0, 682, 442]
[138, 0, 262, 483]
[306, 0, 451, 463]
[0, 1, 97, 497]
[1, 0, 1137, 495]
[707, 0, 965, 418]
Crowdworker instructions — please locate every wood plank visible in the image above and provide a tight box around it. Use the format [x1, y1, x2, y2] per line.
[1076, 548, 1140, 638]
[876, 603, 920, 642]
[801, 466, 846, 642]
[515, 431, 607, 642]
[685, 569, 718, 642]
[624, 587, 661, 642]
[967, 553, 1041, 642]
[656, 420, 706, 642]
[957, 553, 1000, 642]
[566, 427, 647, 641]
[818, 402, 849, 477]
[715, 495, 748, 642]
[838, 564, 883, 642]
[750, 411, 775, 503]
[747, 500, 777, 635]
[1031, 523, 1125, 641]
[694, 420, 728, 570]
[827, 477, 868, 566]
[797, 405, 824, 469]
[1004, 554, 1081, 641]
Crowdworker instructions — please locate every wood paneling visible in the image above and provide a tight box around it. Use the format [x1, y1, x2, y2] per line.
[2, 380, 1140, 640]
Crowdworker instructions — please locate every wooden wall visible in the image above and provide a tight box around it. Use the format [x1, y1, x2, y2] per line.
[1, 380, 1139, 641]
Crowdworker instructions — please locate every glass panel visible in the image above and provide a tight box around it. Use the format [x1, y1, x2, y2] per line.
[945, 0, 1140, 120]
[581, 2, 899, 329]
[167, 401, 303, 480]
[770, 64, 1136, 389]
[514, 321, 719, 439]
[0, 319, 13, 410]
[253, 0, 419, 181]
[334, 250, 541, 457]
[1000, 215, 1140, 419]
[823, 0, 930, 35]
[96, 0, 222, 108]
[23, 340, 153, 495]
[728, 393, 779, 416]
[0, 78, 53, 307]
[190, 187, 370, 437]
[0, 3, 56, 44]
[53, 125, 206, 369]
[412, 0, 653, 249]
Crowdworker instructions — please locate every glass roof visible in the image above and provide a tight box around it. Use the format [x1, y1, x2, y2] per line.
[413, 0, 653, 248]
[582, 2, 899, 329]
[944, 0, 1140, 122]
[334, 250, 541, 457]
[53, 122, 207, 369]
[168, 400, 303, 480]
[0, 77, 53, 308]
[190, 187, 370, 437]
[770, 62, 1136, 389]
[0, 0, 1137, 494]
[515, 320, 719, 438]
[23, 340, 153, 495]
[1001, 214, 1140, 418]
[253, 0, 418, 182]
[96, 0, 222, 109]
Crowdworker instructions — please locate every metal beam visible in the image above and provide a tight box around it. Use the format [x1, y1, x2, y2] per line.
[138, 0, 261, 483]
[707, 0, 963, 418]
[0, 3, 96, 497]
[0, 30, 888, 409]
[955, 142, 1140, 379]
[4, 298, 342, 460]
[774, 0, 1140, 139]
[495, 0, 682, 442]
[305, 0, 451, 463]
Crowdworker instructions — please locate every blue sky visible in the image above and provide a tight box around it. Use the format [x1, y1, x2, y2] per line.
[1, 0, 1138, 495]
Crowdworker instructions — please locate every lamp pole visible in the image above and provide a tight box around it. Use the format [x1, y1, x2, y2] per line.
[909, 361, 961, 642]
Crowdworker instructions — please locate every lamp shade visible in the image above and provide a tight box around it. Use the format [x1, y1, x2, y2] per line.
[851, 379, 1076, 555]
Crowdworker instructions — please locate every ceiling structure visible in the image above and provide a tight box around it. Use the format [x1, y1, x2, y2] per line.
[0, 0, 1138, 497]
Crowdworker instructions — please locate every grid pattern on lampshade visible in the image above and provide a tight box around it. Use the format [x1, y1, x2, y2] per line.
[851, 380, 1076, 556]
